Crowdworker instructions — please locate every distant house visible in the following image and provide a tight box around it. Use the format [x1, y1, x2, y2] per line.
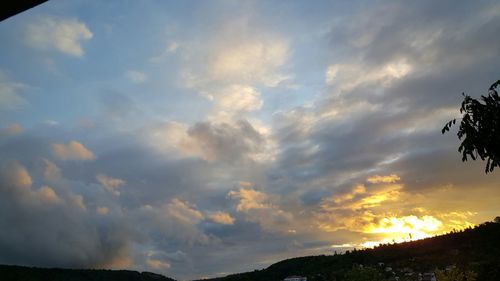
[284, 276, 307, 281]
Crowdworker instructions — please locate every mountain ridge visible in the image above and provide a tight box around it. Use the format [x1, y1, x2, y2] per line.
[1, 220, 499, 281]
[197, 220, 500, 281]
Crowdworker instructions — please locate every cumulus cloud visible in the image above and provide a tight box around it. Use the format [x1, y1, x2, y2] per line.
[52, 141, 96, 161]
[146, 119, 270, 163]
[135, 199, 213, 247]
[43, 159, 61, 181]
[36, 186, 63, 204]
[96, 174, 125, 196]
[0, 156, 139, 271]
[228, 187, 294, 233]
[208, 211, 235, 225]
[1, 161, 32, 190]
[187, 120, 270, 163]
[207, 37, 289, 87]
[208, 84, 263, 114]
[164, 198, 205, 224]
[228, 187, 269, 212]
[26, 16, 92, 56]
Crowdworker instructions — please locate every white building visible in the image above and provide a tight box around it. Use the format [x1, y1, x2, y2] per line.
[284, 276, 307, 281]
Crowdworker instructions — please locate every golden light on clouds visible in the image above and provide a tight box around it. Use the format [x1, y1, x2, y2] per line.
[364, 215, 442, 241]
[367, 174, 401, 184]
[358, 213, 477, 248]
[208, 211, 235, 225]
[318, 174, 481, 249]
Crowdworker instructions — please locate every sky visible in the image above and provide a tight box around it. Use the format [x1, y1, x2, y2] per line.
[1, 0, 500, 279]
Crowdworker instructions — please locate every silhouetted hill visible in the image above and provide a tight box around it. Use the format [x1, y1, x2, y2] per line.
[198, 221, 500, 281]
[0, 265, 176, 281]
[1, 221, 499, 281]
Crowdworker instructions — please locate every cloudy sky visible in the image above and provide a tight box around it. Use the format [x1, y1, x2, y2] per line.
[1, 0, 500, 279]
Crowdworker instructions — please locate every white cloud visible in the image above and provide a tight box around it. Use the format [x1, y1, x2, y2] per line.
[0, 72, 26, 110]
[208, 84, 263, 114]
[326, 59, 412, 92]
[207, 37, 289, 87]
[52, 141, 96, 161]
[171, 14, 293, 92]
[26, 16, 92, 57]
[126, 70, 148, 83]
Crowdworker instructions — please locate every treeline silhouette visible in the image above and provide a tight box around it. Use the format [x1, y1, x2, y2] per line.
[1, 220, 499, 281]
[198, 220, 500, 281]
[0, 266, 176, 281]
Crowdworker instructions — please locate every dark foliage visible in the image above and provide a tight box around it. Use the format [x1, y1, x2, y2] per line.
[442, 80, 500, 173]
[197, 221, 500, 281]
[343, 266, 386, 281]
[0, 266, 176, 281]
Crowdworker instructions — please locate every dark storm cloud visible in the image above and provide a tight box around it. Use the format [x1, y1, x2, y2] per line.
[187, 120, 266, 163]
[0, 160, 138, 269]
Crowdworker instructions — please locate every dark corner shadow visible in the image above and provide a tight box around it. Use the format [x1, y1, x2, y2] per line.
[0, 0, 48, 22]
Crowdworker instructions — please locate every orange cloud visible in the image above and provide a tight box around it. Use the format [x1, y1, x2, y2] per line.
[227, 188, 269, 212]
[163, 198, 204, 224]
[36, 186, 62, 204]
[96, 174, 125, 196]
[4, 162, 32, 190]
[208, 211, 235, 225]
[52, 141, 95, 161]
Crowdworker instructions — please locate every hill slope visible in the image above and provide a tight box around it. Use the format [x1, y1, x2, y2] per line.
[199, 221, 500, 281]
[0, 265, 176, 281]
[0, 221, 499, 281]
